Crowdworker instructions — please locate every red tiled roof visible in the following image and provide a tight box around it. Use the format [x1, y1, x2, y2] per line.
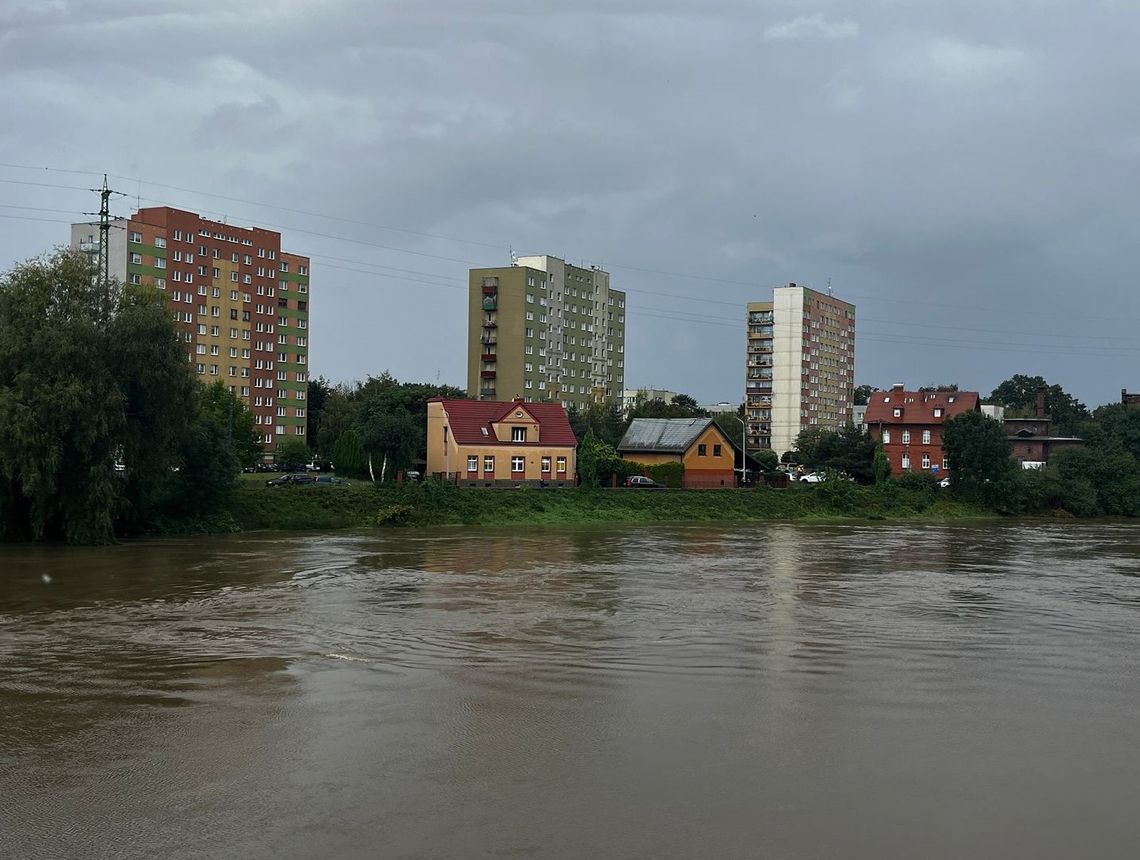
[863, 389, 979, 425]
[430, 398, 578, 446]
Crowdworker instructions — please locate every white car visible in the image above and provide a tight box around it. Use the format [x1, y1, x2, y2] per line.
[799, 473, 825, 483]
[938, 477, 951, 488]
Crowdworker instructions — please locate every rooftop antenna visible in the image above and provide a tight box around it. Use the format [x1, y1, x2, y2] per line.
[826, 277, 833, 296]
[509, 245, 518, 265]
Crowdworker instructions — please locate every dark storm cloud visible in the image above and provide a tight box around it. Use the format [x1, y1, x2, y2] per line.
[3, 1, 1139, 405]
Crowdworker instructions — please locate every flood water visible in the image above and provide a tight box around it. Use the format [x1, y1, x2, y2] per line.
[2, 521, 1139, 859]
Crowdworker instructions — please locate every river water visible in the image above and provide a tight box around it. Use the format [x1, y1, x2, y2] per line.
[1, 522, 1139, 859]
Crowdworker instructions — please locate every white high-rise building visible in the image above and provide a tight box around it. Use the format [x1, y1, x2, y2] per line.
[745, 283, 856, 457]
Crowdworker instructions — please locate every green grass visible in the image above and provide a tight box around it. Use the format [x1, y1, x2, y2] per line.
[225, 480, 994, 534]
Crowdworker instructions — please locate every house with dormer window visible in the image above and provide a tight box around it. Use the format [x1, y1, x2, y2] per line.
[864, 384, 980, 477]
[426, 398, 577, 486]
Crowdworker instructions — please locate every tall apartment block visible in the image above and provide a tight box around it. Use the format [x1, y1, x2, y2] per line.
[468, 256, 626, 411]
[745, 283, 855, 457]
[71, 207, 310, 454]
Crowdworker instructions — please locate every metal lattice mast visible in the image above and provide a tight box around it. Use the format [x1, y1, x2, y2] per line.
[97, 174, 111, 290]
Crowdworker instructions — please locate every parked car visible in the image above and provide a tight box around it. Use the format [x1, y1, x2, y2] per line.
[404, 470, 423, 483]
[255, 462, 278, 473]
[266, 473, 314, 487]
[312, 475, 351, 486]
[625, 475, 665, 489]
[799, 473, 825, 483]
[939, 477, 952, 488]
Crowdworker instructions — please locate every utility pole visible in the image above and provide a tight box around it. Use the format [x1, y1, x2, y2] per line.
[85, 174, 125, 291]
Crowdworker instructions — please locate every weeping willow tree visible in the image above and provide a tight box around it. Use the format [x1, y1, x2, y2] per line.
[0, 249, 235, 543]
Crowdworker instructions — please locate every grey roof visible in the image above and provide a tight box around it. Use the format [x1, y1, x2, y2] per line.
[618, 418, 716, 453]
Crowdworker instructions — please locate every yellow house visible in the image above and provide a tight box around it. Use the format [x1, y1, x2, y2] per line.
[617, 418, 739, 488]
[426, 398, 578, 486]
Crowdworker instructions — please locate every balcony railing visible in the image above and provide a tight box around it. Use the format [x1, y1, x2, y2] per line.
[481, 352, 496, 362]
[480, 370, 496, 379]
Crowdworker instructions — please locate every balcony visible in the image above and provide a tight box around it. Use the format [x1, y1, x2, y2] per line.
[480, 370, 496, 379]
[481, 352, 496, 363]
[479, 388, 496, 399]
[482, 296, 497, 311]
[482, 317, 497, 329]
[482, 285, 497, 296]
[481, 336, 497, 346]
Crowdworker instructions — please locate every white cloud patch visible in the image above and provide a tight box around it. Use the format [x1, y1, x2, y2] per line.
[927, 37, 1028, 81]
[763, 13, 859, 42]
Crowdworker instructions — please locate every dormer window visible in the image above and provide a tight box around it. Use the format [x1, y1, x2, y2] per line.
[893, 408, 902, 418]
[883, 396, 891, 403]
[480, 427, 489, 437]
[512, 427, 527, 442]
[934, 408, 943, 418]
[948, 396, 956, 403]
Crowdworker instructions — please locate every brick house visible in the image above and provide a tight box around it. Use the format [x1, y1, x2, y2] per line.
[1005, 387, 1084, 466]
[426, 398, 577, 486]
[864, 385, 980, 477]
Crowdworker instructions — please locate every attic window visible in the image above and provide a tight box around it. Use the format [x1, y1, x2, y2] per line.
[934, 408, 943, 418]
[481, 427, 489, 437]
[893, 408, 902, 417]
[883, 396, 891, 403]
[948, 396, 956, 403]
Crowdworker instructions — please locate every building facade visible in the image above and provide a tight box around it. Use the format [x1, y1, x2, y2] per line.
[71, 207, 310, 453]
[468, 256, 625, 411]
[617, 418, 739, 488]
[426, 398, 577, 486]
[622, 388, 678, 414]
[864, 385, 980, 476]
[746, 284, 855, 457]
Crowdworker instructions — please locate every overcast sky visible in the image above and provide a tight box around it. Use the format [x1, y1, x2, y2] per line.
[3, 0, 1139, 408]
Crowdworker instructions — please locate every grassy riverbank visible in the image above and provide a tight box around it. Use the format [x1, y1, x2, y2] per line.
[225, 480, 989, 533]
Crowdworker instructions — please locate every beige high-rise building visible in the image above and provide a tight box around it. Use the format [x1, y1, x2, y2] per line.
[745, 283, 855, 457]
[468, 256, 626, 410]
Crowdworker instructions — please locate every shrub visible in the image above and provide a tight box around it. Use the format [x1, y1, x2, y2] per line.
[376, 504, 415, 525]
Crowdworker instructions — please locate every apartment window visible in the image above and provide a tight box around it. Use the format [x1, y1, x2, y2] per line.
[129, 252, 142, 264]
[922, 430, 931, 444]
[541, 456, 551, 473]
[467, 455, 478, 473]
[512, 427, 527, 442]
[154, 237, 167, 248]
[922, 453, 931, 469]
[524, 380, 533, 389]
[525, 345, 534, 355]
[483, 455, 494, 473]
[526, 293, 535, 303]
[556, 456, 567, 473]
[698, 444, 707, 456]
[154, 257, 166, 269]
[902, 430, 911, 444]
[882, 429, 891, 444]
[128, 273, 141, 285]
[129, 231, 142, 244]
[526, 312, 534, 321]
[511, 456, 525, 473]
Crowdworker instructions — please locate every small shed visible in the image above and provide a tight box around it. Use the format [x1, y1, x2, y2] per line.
[618, 418, 739, 488]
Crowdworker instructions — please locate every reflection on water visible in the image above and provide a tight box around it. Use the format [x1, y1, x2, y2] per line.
[2, 522, 1140, 859]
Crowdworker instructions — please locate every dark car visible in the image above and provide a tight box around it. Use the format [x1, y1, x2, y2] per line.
[312, 476, 351, 486]
[625, 475, 665, 489]
[266, 473, 314, 487]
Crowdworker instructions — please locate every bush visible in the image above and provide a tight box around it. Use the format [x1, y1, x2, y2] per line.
[646, 461, 684, 488]
[376, 504, 415, 525]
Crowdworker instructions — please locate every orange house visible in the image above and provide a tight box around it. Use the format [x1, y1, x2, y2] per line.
[617, 418, 739, 488]
[426, 398, 578, 486]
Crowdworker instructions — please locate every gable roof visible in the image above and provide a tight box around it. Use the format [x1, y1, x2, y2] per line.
[864, 389, 979, 425]
[430, 398, 577, 446]
[618, 418, 722, 454]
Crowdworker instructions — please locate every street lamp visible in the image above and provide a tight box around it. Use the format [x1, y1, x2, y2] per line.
[730, 414, 748, 486]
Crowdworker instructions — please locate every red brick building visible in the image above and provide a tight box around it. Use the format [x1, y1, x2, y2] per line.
[864, 385, 980, 477]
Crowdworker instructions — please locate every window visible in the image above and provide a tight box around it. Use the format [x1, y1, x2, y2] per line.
[922, 453, 931, 469]
[713, 444, 722, 457]
[154, 237, 167, 248]
[541, 456, 551, 473]
[512, 427, 527, 442]
[129, 252, 142, 264]
[893, 408, 902, 417]
[902, 455, 911, 470]
[922, 430, 931, 444]
[466, 455, 478, 472]
[129, 231, 142, 244]
[902, 430, 911, 444]
[943, 457, 949, 469]
[882, 429, 891, 444]
[556, 456, 567, 473]
[698, 444, 707, 456]
[511, 456, 525, 473]
[483, 455, 494, 472]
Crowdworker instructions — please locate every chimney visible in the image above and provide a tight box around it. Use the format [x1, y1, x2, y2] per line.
[1035, 386, 1047, 419]
[891, 383, 905, 392]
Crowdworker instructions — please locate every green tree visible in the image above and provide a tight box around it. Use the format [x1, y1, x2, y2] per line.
[357, 401, 418, 482]
[942, 411, 1014, 496]
[988, 374, 1089, 436]
[332, 427, 367, 478]
[873, 440, 891, 484]
[754, 449, 779, 472]
[199, 381, 261, 467]
[576, 430, 621, 487]
[853, 385, 879, 406]
[306, 376, 333, 449]
[276, 437, 309, 471]
[919, 383, 960, 392]
[0, 249, 230, 543]
[569, 401, 627, 448]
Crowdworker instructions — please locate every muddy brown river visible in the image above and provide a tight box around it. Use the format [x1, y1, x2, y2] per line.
[2, 522, 1139, 858]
